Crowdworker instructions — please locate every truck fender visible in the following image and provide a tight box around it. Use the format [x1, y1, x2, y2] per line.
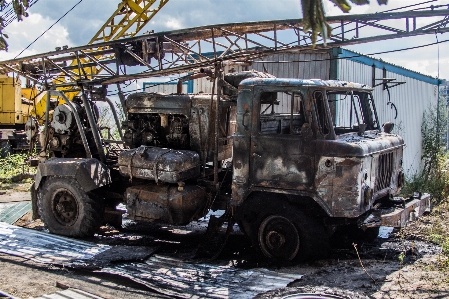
[240, 188, 333, 217]
[34, 158, 112, 192]
[286, 192, 333, 216]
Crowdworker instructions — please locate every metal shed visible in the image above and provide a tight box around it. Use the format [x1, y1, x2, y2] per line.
[143, 48, 440, 175]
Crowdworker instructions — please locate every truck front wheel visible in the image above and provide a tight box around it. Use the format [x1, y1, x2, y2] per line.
[257, 207, 329, 262]
[258, 214, 300, 261]
[37, 177, 103, 237]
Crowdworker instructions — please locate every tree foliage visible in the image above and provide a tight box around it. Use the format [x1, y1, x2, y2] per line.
[0, 0, 389, 51]
[0, 0, 30, 51]
[402, 102, 449, 204]
[302, 0, 388, 45]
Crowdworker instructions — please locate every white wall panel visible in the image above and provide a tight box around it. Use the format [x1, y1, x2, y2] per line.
[144, 83, 184, 94]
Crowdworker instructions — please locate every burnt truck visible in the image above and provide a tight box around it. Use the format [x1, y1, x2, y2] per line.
[31, 71, 430, 261]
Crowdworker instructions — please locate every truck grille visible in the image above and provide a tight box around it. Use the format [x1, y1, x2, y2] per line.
[375, 152, 393, 192]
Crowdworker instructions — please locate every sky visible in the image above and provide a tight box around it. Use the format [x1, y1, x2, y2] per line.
[0, 0, 448, 83]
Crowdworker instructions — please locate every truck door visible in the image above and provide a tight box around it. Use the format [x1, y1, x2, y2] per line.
[250, 87, 315, 190]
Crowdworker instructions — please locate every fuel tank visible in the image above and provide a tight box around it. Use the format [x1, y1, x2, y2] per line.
[118, 145, 201, 183]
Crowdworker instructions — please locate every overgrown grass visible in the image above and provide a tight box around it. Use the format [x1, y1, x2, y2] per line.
[401, 103, 449, 205]
[0, 153, 35, 179]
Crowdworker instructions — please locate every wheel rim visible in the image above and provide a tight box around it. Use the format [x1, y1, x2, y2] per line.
[258, 215, 300, 261]
[51, 189, 79, 226]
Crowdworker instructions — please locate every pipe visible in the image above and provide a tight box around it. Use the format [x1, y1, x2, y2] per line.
[103, 96, 124, 141]
[177, 73, 208, 94]
[214, 67, 222, 186]
[80, 91, 106, 162]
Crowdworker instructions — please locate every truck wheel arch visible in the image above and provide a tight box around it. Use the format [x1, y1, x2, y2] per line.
[32, 158, 111, 220]
[235, 191, 330, 261]
[34, 158, 112, 192]
[237, 189, 333, 216]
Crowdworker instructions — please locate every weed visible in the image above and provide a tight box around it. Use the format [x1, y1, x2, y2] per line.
[0, 153, 35, 180]
[402, 103, 449, 204]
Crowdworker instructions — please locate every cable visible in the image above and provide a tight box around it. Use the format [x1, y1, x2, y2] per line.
[0, 0, 40, 27]
[14, 0, 83, 59]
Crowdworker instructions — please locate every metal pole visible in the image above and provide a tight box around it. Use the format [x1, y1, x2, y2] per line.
[103, 96, 124, 141]
[214, 63, 222, 186]
[81, 89, 106, 162]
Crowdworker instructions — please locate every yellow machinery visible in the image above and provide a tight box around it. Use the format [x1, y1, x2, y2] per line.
[0, 0, 169, 152]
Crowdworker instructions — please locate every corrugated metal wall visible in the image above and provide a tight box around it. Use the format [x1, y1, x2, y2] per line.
[251, 51, 330, 80]
[191, 52, 330, 94]
[144, 82, 187, 93]
[338, 59, 438, 175]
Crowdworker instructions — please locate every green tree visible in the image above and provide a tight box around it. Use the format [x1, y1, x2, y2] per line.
[0, 0, 388, 52]
[302, 0, 388, 45]
[0, 0, 30, 51]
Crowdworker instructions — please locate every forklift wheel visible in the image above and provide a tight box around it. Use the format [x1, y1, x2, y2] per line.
[37, 177, 103, 237]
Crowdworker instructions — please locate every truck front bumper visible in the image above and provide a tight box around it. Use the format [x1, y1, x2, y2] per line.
[380, 193, 431, 228]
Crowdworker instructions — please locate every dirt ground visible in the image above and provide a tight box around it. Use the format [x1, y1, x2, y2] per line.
[1, 185, 449, 298]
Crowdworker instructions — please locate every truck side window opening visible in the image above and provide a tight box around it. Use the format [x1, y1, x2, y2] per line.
[259, 91, 306, 135]
[312, 91, 329, 135]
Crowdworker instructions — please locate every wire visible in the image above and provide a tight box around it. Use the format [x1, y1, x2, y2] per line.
[0, 0, 40, 27]
[14, 0, 83, 59]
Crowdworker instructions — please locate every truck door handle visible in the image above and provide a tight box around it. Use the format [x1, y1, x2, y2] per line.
[242, 110, 250, 128]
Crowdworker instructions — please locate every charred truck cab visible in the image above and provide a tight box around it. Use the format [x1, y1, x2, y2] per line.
[32, 73, 430, 262]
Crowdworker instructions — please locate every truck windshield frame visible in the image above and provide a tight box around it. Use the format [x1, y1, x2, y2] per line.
[328, 90, 380, 135]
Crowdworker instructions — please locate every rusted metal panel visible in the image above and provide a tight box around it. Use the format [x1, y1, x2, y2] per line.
[118, 146, 201, 183]
[0, 222, 156, 268]
[381, 193, 431, 227]
[231, 78, 404, 220]
[125, 92, 192, 115]
[125, 183, 207, 225]
[100, 255, 302, 299]
[34, 158, 111, 191]
[0, 222, 301, 299]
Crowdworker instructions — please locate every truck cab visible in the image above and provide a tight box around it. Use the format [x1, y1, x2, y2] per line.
[232, 78, 416, 261]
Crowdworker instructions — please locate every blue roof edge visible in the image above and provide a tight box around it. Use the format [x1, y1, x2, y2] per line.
[338, 48, 441, 85]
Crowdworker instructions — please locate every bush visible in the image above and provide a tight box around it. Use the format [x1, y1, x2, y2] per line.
[402, 103, 449, 204]
[0, 153, 34, 180]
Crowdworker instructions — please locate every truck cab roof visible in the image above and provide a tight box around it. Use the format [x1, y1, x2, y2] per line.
[239, 78, 373, 92]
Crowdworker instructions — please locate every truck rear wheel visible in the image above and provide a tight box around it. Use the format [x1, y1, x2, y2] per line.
[37, 177, 103, 237]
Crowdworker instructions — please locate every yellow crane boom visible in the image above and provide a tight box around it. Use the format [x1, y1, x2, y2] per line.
[1, 0, 170, 133]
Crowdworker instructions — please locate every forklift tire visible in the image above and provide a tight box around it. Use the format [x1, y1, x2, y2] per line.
[37, 177, 104, 237]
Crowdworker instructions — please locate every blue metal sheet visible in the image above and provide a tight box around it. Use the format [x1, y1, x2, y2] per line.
[0, 202, 31, 224]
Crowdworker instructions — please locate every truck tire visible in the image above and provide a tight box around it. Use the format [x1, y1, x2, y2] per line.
[37, 177, 104, 237]
[257, 207, 329, 262]
[254, 286, 370, 299]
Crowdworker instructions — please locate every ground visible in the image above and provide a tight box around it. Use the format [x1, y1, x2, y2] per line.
[1, 183, 449, 298]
